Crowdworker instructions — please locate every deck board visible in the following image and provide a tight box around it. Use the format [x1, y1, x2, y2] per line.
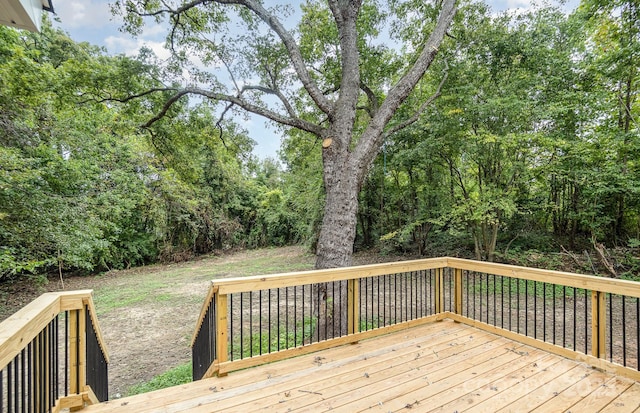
[85, 320, 639, 413]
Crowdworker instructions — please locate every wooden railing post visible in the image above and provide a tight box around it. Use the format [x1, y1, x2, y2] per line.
[435, 268, 444, 314]
[591, 290, 606, 359]
[215, 292, 228, 375]
[69, 308, 87, 396]
[347, 279, 359, 334]
[454, 268, 463, 315]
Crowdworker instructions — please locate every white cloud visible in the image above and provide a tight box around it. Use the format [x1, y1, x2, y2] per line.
[55, 0, 118, 29]
[104, 35, 171, 59]
[505, 0, 531, 8]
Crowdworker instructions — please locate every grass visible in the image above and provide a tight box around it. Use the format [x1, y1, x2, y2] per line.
[126, 362, 193, 396]
[231, 316, 317, 359]
[90, 246, 315, 315]
[464, 274, 591, 299]
[92, 280, 170, 314]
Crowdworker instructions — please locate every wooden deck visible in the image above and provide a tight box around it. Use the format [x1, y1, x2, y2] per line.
[85, 320, 640, 413]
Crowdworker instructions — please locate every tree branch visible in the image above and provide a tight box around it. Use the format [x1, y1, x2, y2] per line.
[383, 61, 448, 139]
[240, 85, 298, 120]
[140, 87, 325, 136]
[360, 81, 379, 117]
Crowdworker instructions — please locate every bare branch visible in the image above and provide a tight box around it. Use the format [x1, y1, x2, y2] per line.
[139, 87, 325, 137]
[143, 90, 191, 127]
[383, 62, 448, 139]
[77, 88, 177, 104]
[360, 81, 379, 117]
[240, 85, 298, 119]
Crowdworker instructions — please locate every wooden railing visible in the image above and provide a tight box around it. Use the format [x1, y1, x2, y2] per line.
[192, 257, 640, 382]
[0, 290, 109, 412]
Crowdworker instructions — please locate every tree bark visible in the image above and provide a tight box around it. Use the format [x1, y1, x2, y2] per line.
[315, 163, 360, 268]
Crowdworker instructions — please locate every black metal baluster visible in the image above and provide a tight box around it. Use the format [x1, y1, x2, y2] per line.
[553, 285, 556, 345]
[48, 322, 53, 410]
[64, 312, 68, 397]
[54, 315, 59, 403]
[250, 291, 253, 357]
[276, 288, 280, 352]
[341, 281, 345, 335]
[563, 286, 567, 348]
[399, 273, 403, 323]
[508, 277, 512, 331]
[377, 276, 381, 326]
[573, 287, 577, 351]
[525, 280, 529, 336]
[261, 290, 265, 355]
[516, 279, 520, 334]
[278, 288, 282, 349]
[542, 283, 547, 341]
[7, 355, 12, 413]
[365, 278, 369, 330]
[622, 295, 626, 366]
[637, 297, 640, 370]
[534, 281, 537, 339]
[21, 348, 26, 413]
[299, 286, 303, 345]
[28, 342, 32, 412]
[419, 270, 424, 317]
[500, 276, 504, 329]
[37, 328, 45, 413]
[230, 294, 234, 361]
[239, 293, 244, 360]
[316, 283, 320, 342]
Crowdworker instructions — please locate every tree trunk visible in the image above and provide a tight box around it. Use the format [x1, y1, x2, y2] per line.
[315, 171, 360, 269]
[313, 144, 361, 339]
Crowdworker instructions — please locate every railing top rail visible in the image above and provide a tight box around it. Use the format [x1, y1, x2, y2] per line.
[446, 257, 640, 298]
[0, 289, 109, 369]
[211, 257, 449, 295]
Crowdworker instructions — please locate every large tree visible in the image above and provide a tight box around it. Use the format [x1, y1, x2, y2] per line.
[113, 0, 457, 269]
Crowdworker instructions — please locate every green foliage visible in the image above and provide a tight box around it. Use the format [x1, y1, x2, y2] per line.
[126, 362, 192, 396]
[349, 2, 640, 263]
[231, 317, 317, 360]
[0, 22, 308, 281]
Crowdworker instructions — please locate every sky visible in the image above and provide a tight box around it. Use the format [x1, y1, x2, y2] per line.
[49, 0, 580, 160]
